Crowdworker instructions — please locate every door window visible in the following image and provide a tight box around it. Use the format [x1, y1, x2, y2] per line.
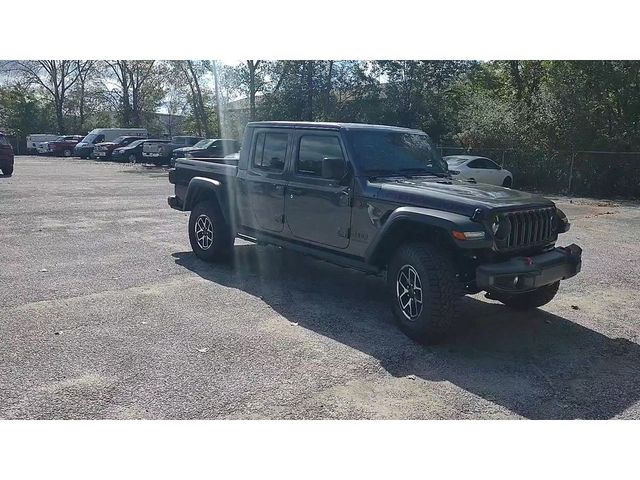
[252, 132, 288, 172]
[296, 135, 344, 177]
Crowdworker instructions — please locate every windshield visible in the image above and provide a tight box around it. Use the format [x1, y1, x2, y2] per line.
[191, 139, 212, 148]
[347, 130, 448, 176]
[82, 133, 99, 143]
[126, 139, 145, 148]
[445, 157, 468, 166]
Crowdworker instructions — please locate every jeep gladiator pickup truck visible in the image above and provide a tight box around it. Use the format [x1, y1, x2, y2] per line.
[168, 121, 582, 343]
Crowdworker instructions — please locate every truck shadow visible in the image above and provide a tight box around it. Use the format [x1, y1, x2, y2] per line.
[172, 244, 640, 420]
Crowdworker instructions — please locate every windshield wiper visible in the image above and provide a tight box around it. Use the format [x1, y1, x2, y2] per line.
[366, 168, 402, 179]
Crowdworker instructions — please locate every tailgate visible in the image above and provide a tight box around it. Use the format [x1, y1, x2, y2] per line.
[143, 142, 165, 154]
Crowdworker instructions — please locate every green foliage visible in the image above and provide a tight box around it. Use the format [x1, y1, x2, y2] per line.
[0, 85, 55, 136]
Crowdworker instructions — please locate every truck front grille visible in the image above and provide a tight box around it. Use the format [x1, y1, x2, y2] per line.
[497, 207, 557, 252]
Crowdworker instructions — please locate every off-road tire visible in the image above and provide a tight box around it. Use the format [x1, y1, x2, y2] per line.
[497, 281, 560, 310]
[388, 243, 460, 344]
[188, 200, 233, 262]
[2, 165, 13, 176]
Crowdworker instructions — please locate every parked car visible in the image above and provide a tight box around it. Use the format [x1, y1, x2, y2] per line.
[26, 134, 58, 154]
[171, 138, 240, 166]
[143, 136, 202, 165]
[94, 136, 146, 160]
[167, 121, 581, 344]
[112, 138, 170, 163]
[0, 132, 15, 176]
[444, 155, 513, 187]
[44, 135, 84, 157]
[74, 128, 148, 159]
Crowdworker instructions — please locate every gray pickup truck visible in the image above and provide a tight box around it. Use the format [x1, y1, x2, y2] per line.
[168, 121, 582, 343]
[143, 136, 203, 165]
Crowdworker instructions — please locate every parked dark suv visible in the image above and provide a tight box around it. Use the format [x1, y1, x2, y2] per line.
[168, 122, 582, 344]
[94, 136, 145, 160]
[0, 132, 15, 176]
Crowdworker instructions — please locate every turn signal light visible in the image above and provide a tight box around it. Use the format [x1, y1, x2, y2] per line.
[452, 230, 485, 241]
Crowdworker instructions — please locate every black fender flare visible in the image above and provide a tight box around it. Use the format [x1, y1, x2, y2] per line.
[184, 177, 232, 225]
[364, 206, 492, 266]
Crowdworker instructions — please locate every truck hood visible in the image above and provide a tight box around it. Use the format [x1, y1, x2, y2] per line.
[371, 176, 554, 217]
[174, 146, 196, 153]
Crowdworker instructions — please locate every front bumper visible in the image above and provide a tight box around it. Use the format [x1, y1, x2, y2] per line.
[476, 244, 582, 293]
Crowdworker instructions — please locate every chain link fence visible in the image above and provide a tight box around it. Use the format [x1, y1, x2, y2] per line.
[439, 146, 640, 198]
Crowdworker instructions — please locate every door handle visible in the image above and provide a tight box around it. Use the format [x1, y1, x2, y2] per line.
[337, 188, 351, 206]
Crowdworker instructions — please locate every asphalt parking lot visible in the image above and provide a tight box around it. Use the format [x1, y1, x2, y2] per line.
[1, 156, 639, 419]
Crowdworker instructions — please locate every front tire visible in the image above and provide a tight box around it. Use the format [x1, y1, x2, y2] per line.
[2, 165, 13, 176]
[63, 149, 72, 157]
[128, 153, 137, 163]
[496, 281, 560, 310]
[188, 201, 234, 262]
[502, 176, 513, 187]
[388, 243, 460, 344]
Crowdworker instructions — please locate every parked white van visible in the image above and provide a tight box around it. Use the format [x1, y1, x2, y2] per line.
[74, 128, 148, 158]
[26, 134, 58, 154]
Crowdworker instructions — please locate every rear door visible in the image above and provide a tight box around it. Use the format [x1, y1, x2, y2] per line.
[242, 129, 290, 233]
[466, 158, 490, 183]
[284, 131, 352, 249]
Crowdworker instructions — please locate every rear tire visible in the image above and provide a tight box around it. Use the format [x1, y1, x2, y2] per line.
[2, 165, 13, 176]
[502, 176, 513, 187]
[387, 243, 460, 344]
[496, 281, 560, 310]
[188, 201, 234, 262]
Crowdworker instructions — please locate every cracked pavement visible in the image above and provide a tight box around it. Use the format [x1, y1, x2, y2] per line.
[1, 156, 639, 419]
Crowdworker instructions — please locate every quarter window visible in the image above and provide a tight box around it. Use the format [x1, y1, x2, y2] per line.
[252, 132, 288, 171]
[297, 135, 344, 177]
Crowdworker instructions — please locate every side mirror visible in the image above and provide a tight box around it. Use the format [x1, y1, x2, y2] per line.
[321, 157, 346, 180]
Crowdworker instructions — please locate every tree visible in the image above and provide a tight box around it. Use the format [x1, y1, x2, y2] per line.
[11, 60, 81, 133]
[168, 61, 215, 137]
[103, 60, 160, 127]
[74, 61, 96, 132]
[0, 83, 55, 140]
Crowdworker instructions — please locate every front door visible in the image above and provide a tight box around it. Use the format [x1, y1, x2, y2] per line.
[285, 132, 352, 249]
[242, 129, 290, 233]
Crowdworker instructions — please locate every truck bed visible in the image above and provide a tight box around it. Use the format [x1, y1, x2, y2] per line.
[169, 158, 239, 209]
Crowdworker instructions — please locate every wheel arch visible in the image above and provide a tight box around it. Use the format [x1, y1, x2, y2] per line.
[184, 177, 231, 225]
[364, 207, 489, 268]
